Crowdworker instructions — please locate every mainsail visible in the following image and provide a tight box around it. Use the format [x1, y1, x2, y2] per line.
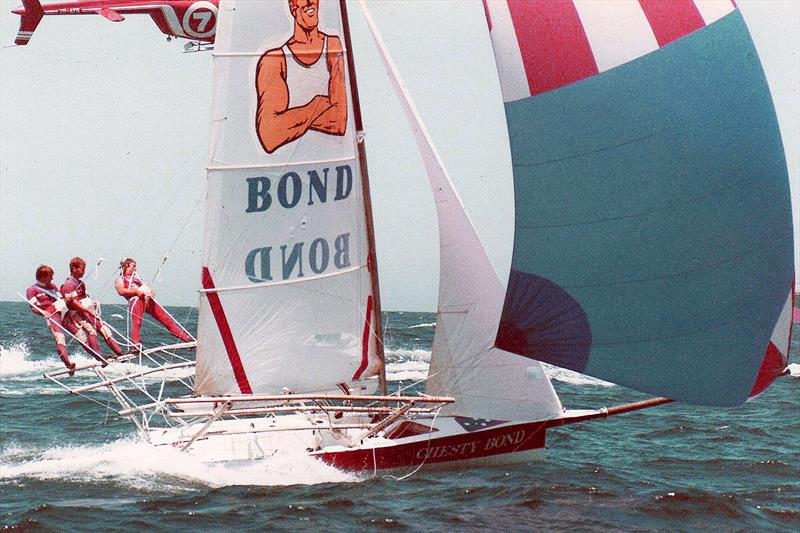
[484, 0, 795, 406]
[360, 1, 562, 422]
[195, 0, 381, 395]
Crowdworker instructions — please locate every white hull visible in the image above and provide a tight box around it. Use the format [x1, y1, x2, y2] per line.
[144, 410, 601, 472]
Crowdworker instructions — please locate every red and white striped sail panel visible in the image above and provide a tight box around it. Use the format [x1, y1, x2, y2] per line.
[486, 0, 794, 405]
[483, 0, 736, 102]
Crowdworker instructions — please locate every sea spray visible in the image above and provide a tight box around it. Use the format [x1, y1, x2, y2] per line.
[0, 343, 48, 377]
[384, 348, 431, 381]
[0, 439, 358, 490]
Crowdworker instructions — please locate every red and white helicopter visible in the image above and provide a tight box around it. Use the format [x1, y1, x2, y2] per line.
[12, 0, 218, 48]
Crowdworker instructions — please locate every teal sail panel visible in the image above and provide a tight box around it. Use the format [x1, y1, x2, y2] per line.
[489, 7, 794, 406]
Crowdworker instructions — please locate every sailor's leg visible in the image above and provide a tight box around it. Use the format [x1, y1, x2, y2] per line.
[63, 313, 102, 361]
[129, 297, 144, 346]
[91, 314, 124, 356]
[76, 315, 105, 360]
[146, 299, 192, 342]
[47, 315, 72, 369]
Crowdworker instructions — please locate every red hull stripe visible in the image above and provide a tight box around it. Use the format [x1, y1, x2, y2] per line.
[507, 0, 598, 96]
[201, 267, 252, 394]
[316, 421, 547, 471]
[352, 294, 373, 381]
[638, 0, 705, 47]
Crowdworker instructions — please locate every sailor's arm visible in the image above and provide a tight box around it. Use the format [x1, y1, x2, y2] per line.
[62, 283, 95, 317]
[256, 50, 332, 154]
[116, 277, 155, 299]
[115, 277, 138, 299]
[311, 36, 347, 135]
[26, 288, 59, 318]
[26, 288, 46, 316]
[71, 297, 97, 317]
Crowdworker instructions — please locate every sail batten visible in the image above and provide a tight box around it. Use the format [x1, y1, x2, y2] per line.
[207, 156, 355, 171]
[199, 264, 366, 293]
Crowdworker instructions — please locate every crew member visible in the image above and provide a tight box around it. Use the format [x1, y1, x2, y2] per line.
[115, 258, 192, 348]
[26, 265, 75, 375]
[61, 256, 125, 357]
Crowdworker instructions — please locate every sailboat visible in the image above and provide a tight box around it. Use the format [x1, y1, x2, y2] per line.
[44, 0, 793, 473]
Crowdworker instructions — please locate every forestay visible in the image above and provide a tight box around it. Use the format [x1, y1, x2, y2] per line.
[484, 0, 794, 406]
[196, 0, 380, 396]
[360, 1, 562, 423]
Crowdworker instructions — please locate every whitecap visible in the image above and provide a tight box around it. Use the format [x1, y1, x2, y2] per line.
[0, 343, 52, 377]
[386, 370, 428, 382]
[384, 348, 431, 363]
[407, 322, 436, 329]
[387, 361, 428, 373]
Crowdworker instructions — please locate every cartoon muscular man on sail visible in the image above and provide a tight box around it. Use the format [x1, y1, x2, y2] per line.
[256, 0, 347, 154]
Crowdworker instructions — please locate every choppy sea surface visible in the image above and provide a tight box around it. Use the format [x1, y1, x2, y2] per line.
[1, 300, 798, 532]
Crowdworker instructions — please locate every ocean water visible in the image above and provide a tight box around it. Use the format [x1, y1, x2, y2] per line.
[1, 301, 798, 532]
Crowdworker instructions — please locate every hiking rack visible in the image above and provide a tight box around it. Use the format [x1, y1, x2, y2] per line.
[40, 341, 455, 452]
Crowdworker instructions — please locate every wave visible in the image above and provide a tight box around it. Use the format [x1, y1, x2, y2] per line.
[0, 344, 65, 395]
[0, 439, 358, 490]
[385, 360, 428, 382]
[787, 363, 799, 377]
[384, 348, 431, 363]
[383, 349, 431, 382]
[642, 489, 746, 519]
[407, 322, 436, 329]
[0, 343, 51, 377]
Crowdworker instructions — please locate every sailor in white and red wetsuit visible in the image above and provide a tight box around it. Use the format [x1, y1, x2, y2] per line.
[61, 256, 125, 357]
[26, 265, 75, 375]
[115, 258, 192, 349]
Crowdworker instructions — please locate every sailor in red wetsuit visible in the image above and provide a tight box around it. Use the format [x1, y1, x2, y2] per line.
[61, 257, 125, 357]
[26, 265, 76, 375]
[115, 258, 192, 349]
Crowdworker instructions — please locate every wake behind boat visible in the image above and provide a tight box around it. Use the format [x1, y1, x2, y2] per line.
[36, 0, 793, 475]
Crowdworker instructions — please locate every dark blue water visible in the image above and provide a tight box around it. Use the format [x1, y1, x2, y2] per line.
[2, 301, 798, 531]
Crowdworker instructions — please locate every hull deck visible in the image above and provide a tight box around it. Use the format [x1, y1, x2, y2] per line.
[146, 413, 576, 472]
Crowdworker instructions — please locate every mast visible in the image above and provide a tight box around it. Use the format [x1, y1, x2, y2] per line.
[339, 0, 387, 395]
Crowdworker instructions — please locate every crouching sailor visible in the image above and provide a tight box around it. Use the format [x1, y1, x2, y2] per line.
[61, 256, 125, 358]
[115, 258, 193, 349]
[26, 265, 75, 375]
